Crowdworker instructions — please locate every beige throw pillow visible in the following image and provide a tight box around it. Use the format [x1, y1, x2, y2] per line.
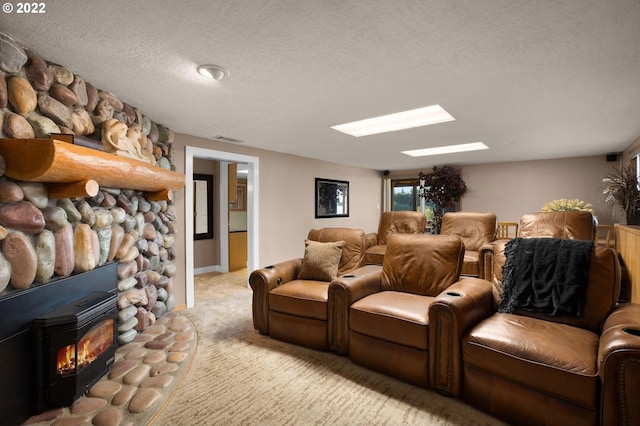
[297, 239, 345, 281]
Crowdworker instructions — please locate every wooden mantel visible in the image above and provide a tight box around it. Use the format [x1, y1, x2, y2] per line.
[0, 138, 185, 200]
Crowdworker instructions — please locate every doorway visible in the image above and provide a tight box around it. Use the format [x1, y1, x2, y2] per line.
[229, 163, 248, 272]
[185, 146, 259, 308]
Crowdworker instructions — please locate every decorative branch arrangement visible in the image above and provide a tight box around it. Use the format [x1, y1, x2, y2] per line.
[602, 164, 640, 225]
[418, 166, 467, 233]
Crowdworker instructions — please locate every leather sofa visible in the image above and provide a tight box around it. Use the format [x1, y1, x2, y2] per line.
[364, 211, 426, 265]
[440, 211, 497, 279]
[429, 212, 640, 425]
[249, 227, 369, 352]
[249, 213, 640, 425]
[338, 233, 464, 387]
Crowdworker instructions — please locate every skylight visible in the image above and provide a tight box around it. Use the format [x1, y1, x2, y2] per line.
[330, 105, 455, 137]
[402, 142, 489, 157]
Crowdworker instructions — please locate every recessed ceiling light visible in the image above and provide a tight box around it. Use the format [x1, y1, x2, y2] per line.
[197, 64, 230, 81]
[402, 142, 489, 157]
[331, 104, 455, 137]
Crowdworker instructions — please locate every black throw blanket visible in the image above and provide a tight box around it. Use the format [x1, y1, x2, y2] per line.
[498, 238, 594, 317]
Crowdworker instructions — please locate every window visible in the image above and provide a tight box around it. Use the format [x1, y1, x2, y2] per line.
[392, 179, 419, 211]
[390, 178, 436, 232]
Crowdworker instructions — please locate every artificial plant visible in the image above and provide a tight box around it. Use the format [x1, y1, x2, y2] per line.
[602, 164, 640, 225]
[418, 165, 467, 233]
[540, 198, 594, 214]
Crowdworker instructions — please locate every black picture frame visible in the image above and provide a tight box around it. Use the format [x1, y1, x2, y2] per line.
[193, 173, 214, 240]
[315, 178, 349, 218]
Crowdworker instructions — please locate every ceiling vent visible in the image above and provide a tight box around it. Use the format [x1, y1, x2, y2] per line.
[212, 135, 243, 144]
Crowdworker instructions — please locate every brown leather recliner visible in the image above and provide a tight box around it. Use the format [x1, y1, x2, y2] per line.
[364, 211, 426, 265]
[520, 210, 597, 240]
[440, 211, 497, 279]
[429, 212, 640, 426]
[431, 210, 601, 396]
[249, 227, 368, 352]
[344, 233, 464, 387]
[476, 211, 599, 303]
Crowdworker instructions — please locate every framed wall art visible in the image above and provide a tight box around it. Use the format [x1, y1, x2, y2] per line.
[315, 178, 349, 218]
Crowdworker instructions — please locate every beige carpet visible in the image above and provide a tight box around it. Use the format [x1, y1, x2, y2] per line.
[154, 271, 505, 426]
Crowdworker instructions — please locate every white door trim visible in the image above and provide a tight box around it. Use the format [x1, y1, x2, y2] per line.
[185, 146, 259, 308]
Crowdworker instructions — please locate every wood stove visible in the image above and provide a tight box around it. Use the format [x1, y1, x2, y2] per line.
[32, 291, 117, 413]
[0, 262, 118, 425]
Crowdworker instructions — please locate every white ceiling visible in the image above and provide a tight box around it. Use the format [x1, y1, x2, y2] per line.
[1, 0, 639, 171]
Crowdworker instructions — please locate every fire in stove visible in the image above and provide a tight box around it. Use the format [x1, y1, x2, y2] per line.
[56, 318, 115, 376]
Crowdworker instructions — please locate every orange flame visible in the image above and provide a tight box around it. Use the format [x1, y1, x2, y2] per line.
[55, 319, 115, 376]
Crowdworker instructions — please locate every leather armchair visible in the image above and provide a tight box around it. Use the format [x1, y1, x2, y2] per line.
[364, 211, 426, 265]
[478, 210, 600, 300]
[430, 211, 640, 425]
[598, 302, 640, 426]
[433, 210, 614, 398]
[440, 211, 497, 279]
[520, 210, 597, 240]
[249, 227, 367, 352]
[346, 233, 464, 387]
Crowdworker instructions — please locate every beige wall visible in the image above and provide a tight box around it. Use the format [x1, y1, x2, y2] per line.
[254, 149, 383, 264]
[461, 155, 618, 225]
[171, 133, 383, 307]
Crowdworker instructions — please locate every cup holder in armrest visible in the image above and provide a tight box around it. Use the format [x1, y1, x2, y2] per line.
[622, 328, 640, 337]
[446, 291, 462, 297]
[342, 274, 355, 278]
[264, 265, 275, 269]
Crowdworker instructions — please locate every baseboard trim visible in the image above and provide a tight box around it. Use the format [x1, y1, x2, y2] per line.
[194, 265, 222, 275]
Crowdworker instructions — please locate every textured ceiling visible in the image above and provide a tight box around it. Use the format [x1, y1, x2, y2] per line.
[1, 0, 639, 171]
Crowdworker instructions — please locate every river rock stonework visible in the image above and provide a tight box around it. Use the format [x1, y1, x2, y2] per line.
[0, 173, 179, 343]
[0, 35, 180, 344]
[0, 37, 176, 169]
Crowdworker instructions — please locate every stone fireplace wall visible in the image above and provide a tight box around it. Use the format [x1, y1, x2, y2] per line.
[0, 33, 180, 344]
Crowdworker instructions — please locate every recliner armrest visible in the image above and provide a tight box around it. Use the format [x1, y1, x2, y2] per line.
[429, 277, 494, 397]
[478, 242, 494, 280]
[598, 303, 640, 426]
[328, 264, 382, 355]
[249, 258, 303, 334]
[365, 232, 378, 248]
